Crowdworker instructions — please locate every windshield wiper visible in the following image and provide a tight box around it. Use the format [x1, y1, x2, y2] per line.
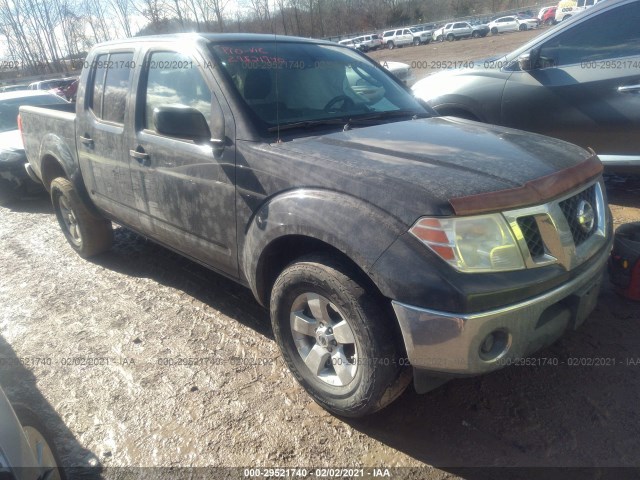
[343, 110, 429, 130]
[267, 110, 428, 134]
[267, 118, 346, 133]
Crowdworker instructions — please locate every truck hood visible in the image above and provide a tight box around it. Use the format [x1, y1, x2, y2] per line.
[273, 116, 593, 222]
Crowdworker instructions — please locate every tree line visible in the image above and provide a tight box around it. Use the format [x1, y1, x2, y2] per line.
[0, 0, 541, 76]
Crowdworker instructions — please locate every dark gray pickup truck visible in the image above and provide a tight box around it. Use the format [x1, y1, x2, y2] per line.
[20, 33, 612, 417]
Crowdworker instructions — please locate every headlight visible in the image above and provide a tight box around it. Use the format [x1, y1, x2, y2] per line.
[409, 214, 526, 272]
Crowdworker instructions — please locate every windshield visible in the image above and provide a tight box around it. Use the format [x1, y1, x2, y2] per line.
[209, 41, 427, 131]
[0, 94, 66, 133]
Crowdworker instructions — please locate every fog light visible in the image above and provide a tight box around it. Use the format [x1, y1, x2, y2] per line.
[478, 329, 510, 361]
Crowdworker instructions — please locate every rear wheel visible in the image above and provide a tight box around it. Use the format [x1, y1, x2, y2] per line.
[50, 177, 113, 258]
[270, 254, 410, 417]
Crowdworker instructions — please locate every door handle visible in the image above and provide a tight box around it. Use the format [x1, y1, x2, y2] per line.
[618, 84, 640, 94]
[129, 149, 150, 167]
[79, 135, 93, 147]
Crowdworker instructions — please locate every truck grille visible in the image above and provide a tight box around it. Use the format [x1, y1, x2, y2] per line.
[517, 216, 545, 259]
[559, 184, 597, 247]
[504, 181, 607, 271]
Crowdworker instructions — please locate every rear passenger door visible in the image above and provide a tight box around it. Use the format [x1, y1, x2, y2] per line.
[130, 47, 238, 276]
[77, 50, 139, 226]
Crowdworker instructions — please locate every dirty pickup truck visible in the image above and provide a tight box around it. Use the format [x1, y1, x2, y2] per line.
[20, 33, 612, 417]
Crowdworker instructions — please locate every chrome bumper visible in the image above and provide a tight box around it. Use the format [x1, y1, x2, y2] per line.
[391, 239, 612, 375]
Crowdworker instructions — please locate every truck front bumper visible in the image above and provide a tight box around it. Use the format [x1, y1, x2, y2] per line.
[391, 237, 612, 376]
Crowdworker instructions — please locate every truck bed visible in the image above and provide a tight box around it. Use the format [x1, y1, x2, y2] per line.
[19, 102, 78, 186]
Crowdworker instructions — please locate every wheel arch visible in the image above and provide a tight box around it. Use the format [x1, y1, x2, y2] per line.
[241, 189, 407, 308]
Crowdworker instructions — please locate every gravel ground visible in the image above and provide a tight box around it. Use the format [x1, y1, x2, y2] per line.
[2, 28, 640, 479]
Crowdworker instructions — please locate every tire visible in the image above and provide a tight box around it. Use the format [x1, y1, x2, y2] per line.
[387, 41, 394, 50]
[435, 35, 442, 42]
[50, 177, 113, 258]
[519, 24, 527, 31]
[446, 33, 454, 42]
[13, 405, 67, 480]
[413, 38, 420, 46]
[0, 178, 22, 206]
[471, 30, 479, 38]
[491, 27, 498, 34]
[270, 254, 410, 417]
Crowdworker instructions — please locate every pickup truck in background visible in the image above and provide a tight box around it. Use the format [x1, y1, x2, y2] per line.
[20, 34, 612, 417]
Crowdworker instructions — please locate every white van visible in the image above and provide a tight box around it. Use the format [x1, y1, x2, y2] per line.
[555, 0, 603, 22]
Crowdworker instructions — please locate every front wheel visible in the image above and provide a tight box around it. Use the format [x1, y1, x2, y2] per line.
[471, 30, 480, 38]
[491, 27, 498, 34]
[413, 38, 420, 46]
[446, 33, 454, 42]
[14, 405, 67, 480]
[519, 23, 527, 31]
[270, 255, 409, 417]
[51, 177, 113, 258]
[387, 41, 394, 50]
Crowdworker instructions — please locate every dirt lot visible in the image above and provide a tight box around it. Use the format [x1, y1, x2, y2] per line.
[2, 27, 640, 480]
[368, 28, 544, 82]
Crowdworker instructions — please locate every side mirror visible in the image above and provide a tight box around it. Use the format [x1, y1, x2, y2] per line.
[518, 48, 540, 72]
[518, 53, 533, 71]
[153, 106, 212, 143]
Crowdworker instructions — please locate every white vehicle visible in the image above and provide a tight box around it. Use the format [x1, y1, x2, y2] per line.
[432, 23, 452, 42]
[488, 15, 539, 34]
[406, 27, 431, 45]
[338, 38, 357, 48]
[352, 34, 383, 52]
[381, 28, 414, 49]
[555, 0, 604, 22]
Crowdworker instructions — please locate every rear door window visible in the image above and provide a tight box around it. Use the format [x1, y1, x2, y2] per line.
[88, 52, 134, 124]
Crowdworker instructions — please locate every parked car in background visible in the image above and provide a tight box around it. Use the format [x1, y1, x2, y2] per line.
[556, 0, 604, 22]
[432, 23, 452, 41]
[407, 26, 432, 45]
[382, 28, 414, 49]
[488, 15, 539, 33]
[541, 6, 558, 24]
[49, 78, 77, 100]
[0, 386, 66, 480]
[440, 21, 490, 41]
[338, 38, 357, 48]
[0, 90, 67, 205]
[27, 79, 67, 91]
[352, 34, 383, 52]
[412, 0, 640, 172]
[538, 5, 556, 19]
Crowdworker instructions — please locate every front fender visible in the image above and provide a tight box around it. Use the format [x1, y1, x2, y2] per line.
[241, 188, 408, 305]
